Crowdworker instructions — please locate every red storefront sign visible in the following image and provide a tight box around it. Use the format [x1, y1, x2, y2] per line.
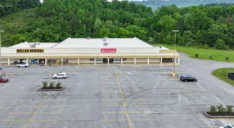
[101, 48, 116, 53]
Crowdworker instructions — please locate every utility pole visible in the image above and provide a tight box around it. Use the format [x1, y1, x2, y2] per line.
[0, 30, 4, 66]
[172, 30, 179, 77]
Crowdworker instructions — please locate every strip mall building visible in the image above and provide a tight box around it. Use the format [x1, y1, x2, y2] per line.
[0, 37, 180, 66]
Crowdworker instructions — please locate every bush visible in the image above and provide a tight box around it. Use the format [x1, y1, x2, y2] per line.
[209, 55, 212, 60]
[210, 105, 216, 113]
[56, 82, 61, 88]
[42, 81, 48, 88]
[215, 38, 229, 50]
[226, 57, 230, 61]
[226, 105, 233, 113]
[217, 104, 226, 113]
[49, 82, 55, 88]
[195, 54, 198, 58]
[203, 44, 209, 49]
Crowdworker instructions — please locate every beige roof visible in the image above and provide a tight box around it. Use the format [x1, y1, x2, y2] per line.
[53, 37, 154, 48]
[8, 38, 170, 50]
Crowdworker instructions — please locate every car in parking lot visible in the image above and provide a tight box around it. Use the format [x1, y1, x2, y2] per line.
[16, 62, 29, 67]
[53, 72, 68, 79]
[219, 124, 234, 128]
[180, 74, 197, 82]
[0, 77, 8, 83]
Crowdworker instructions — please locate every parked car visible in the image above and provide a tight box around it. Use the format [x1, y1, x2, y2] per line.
[219, 124, 234, 128]
[16, 62, 29, 67]
[180, 74, 197, 82]
[13, 61, 18, 64]
[53, 72, 68, 79]
[0, 77, 8, 83]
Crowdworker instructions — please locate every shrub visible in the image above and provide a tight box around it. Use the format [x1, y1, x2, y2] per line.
[226, 105, 234, 113]
[210, 105, 216, 113]
[209, 55, 212, 60]
[215, 38, 229, 50]
[56, 82, 61, 88]
[195, 54, 198, 58]
[217, 104, 226, 113]
[203, 44, 209, 49]
[49, 82, 55, 88]
[226, 57, 230, 61]
[42, 81, 48, 88]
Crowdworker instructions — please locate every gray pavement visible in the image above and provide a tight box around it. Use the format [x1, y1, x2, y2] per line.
[0, 53, 234, 128]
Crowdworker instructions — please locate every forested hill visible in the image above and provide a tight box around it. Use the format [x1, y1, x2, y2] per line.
[0, 0, 152, 46]
[0, 0, 234, 50]
[0, 0, 40, 17]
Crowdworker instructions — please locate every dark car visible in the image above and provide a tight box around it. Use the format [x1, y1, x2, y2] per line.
[180, 74, 197, 82]
[13, 61, 18, 64]
[0, 78, 8, 83]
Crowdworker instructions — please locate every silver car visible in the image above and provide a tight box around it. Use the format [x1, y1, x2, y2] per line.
[16, 62, 29, 67]
[53, 72, 68, 79]
[220, 124, 234, 128]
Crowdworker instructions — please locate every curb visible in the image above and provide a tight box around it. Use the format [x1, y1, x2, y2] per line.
[39, 87, 65, 91]
[204, 112, 234, 118]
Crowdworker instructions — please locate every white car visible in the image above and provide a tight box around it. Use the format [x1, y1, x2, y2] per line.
[219, 124, 234, 128]
[53, 72, 68, 79]
[16, 62, 29, 67]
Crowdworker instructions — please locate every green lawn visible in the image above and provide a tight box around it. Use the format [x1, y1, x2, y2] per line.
[156, 44, 234, 62]
[212, 68, 234, 86]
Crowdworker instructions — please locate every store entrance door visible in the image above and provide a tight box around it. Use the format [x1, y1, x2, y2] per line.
[103, 58, 114, 64]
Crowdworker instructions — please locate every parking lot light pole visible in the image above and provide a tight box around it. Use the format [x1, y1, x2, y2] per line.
[172, 30, 179, 77]
[0, 30, 4, 66]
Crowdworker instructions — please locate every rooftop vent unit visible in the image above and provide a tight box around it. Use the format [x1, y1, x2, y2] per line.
[103, 37, 108, 41]
[103, 42, 108, 46]
[103, 37, 108, 46]
[28, 43, 36, 48]
[86, 36, 90, 39]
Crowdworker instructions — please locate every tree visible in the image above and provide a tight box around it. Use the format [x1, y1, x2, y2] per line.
[184, 7, 213, 32]
[183, 31, 193, 46]
[99, 28, 110, 37]
[94, 18, 102, 32]
[116, 27, 129, 38]
[103, 20, 113, 29]
[2, 1, 234, 50]
[207, 6, 224, 20]
[226, 105, 234, 113]
[157, 15, 176, 33]
[163, 33, 172, 44]
[217, 104, 226, 114]
[155, 5, 179, 18]
[227, 5, 234, 17]
[205, 24, 227, 47]
[210, 105, 216, 113]
[215, 38, 228, 49]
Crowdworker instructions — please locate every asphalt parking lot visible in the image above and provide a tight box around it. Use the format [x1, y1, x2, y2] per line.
[1, 53, 234, 128]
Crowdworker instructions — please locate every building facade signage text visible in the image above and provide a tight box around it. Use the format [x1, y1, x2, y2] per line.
[101, 48, 116, 53]
[17, 49, 44, 53]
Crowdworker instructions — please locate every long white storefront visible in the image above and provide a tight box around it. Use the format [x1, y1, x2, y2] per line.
[0, 37, 180, 66]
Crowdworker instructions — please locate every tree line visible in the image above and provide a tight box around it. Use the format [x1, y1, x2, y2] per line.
[150, 3, 234, 49]
[1, 0, 234, 50]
